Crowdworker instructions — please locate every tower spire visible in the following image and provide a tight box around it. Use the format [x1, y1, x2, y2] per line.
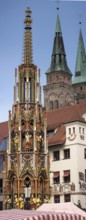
[23, 7, 33, 64]
[46, 12, 71, 75]
[73, 27, 86, 84]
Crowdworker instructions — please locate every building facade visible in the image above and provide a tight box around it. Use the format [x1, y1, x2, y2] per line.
[48, 109, 86, 209]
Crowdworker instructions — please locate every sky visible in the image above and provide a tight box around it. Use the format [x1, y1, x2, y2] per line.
[0, 0, 86, 122]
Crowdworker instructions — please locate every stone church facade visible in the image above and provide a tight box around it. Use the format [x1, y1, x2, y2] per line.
[43, 15, 86, 110]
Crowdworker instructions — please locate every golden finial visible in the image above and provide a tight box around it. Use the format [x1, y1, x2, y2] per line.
[24, 7, 32, 30]
[50, 0, 60, 11]
[79, 14, 82, 27]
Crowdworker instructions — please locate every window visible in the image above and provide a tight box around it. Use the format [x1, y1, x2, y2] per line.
[76, 71, 81, 77]
[49, 101, 53, 110]
[73, 127, 75, 134]
[85, 170, 86, 182]
[79, 172, 84, 181]
[50, 77, 52, 82]
[80, 135, 84, 140]
[79, 127, 85, 140]
[0, 157, 3, 171]
[64, 149, 70, 159]
[84, 149, 86, 159]
[63, 170, 70, 183]
[69, 128, 71, 135]
[54, 100, 59, 109]
[28, 78, 31, 102]
[54, 195, 60, 203]
[79, 127, 81, 134]
[24, 77, 31, 102]
[48, 130, 54, 138]
[0, 202, 3, 210]
[83, 128, 85, 135]
[53, 172, 60, 184]
[24, 177, 31, 198]
[24, 77, 26, 102]
[0, 179, 3, 194]
[64, 194, 71, 202]
[53, 151, 60, 161]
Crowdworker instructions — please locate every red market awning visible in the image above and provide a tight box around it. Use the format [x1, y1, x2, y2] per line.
[0, 209, 86, 220]
[37, 203, 86, 218]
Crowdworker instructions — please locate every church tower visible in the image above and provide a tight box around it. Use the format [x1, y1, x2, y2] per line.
[72, 27, 86, 102]
[4, 7, 50, 210]
[43, 14, 75, 110]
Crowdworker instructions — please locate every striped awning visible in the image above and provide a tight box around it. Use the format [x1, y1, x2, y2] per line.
[0, 209, 86, 220]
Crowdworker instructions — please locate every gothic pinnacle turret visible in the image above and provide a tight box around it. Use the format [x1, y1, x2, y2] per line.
[23, 7, 33, 64]
[5, 6, 50, 210]
[13, 7, 41, 104]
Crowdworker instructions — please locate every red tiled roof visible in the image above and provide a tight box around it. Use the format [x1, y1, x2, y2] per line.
[46, 102, 86, 130]
[48, 124, 66, 146]
[0, 121, 8, 144]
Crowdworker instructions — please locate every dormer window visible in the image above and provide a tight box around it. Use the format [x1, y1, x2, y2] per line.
[48, 130, 54, 137]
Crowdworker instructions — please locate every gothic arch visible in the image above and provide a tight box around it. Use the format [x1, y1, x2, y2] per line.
[49, 100, 53, 110]
[54, 100, 59, 109]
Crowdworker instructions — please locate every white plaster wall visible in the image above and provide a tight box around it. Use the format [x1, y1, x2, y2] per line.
[49, 121, 86, 208]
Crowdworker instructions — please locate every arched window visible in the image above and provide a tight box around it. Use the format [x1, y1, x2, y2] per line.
[24, 77, 26, 102]
[54, 100, 59, 109]
[49, 101, 53, 110]
[24, 77, 31, 102]
[24, 177, 31, 199]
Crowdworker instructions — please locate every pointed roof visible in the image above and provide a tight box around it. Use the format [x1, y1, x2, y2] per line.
[55, 15, 61, 33]
[46, 15, 71, 75]
[72, 29, 86, 84]
[23, 7, 33, 64]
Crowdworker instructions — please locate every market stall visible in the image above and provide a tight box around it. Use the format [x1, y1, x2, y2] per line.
[37, 202, 86, 217]
[0, 209, 86, 220]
